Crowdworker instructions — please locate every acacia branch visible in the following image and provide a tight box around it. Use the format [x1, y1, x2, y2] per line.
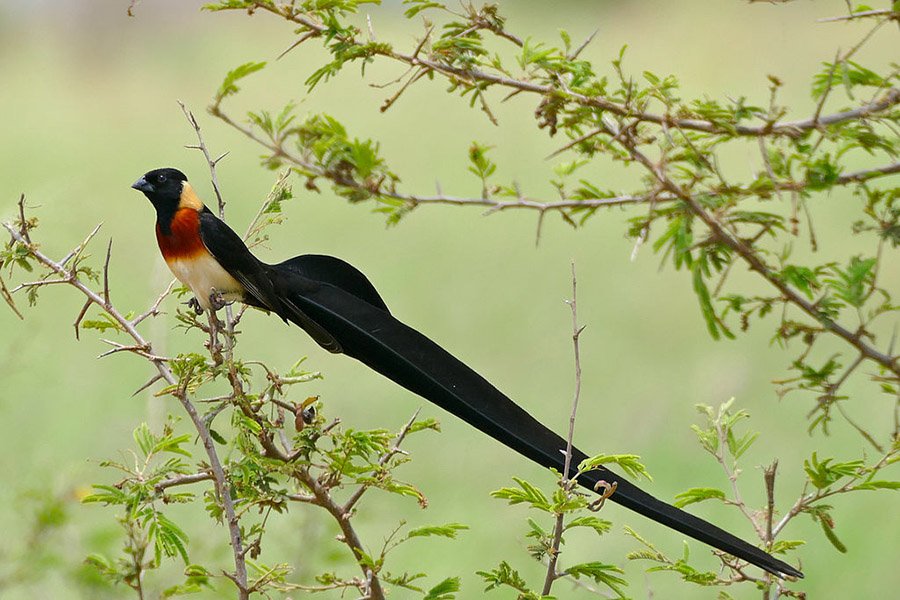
[244, 2, 898, 138]
[172, 112, 387, 593]
[154, 471, 215, 493]
[609, 127, 900, 380]
[298, 466, 386, 600]
[343, 409, 420, 514]
[772, 446, 897, 537]
[1, 219, 251, 599]
[212, 99, 898, 218]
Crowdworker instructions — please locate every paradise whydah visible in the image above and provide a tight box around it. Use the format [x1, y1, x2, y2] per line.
[132, 167, 803, 579]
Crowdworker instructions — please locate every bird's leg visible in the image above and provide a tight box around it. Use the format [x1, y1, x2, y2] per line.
[208, 289, 228, 312]
[185, 297, 204, 315]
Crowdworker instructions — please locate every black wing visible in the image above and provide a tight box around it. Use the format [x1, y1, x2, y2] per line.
[273, 254, 390, 313]
[198, 210, 342, 352]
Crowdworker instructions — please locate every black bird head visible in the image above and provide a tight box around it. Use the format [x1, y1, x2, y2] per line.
[131, 168, 188, 206]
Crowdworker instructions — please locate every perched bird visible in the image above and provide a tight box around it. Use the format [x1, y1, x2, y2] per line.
[132, 167, 802, 579]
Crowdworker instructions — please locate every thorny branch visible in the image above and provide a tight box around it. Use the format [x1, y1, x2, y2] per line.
[1, 217, 251, 599]
[772, 446, 897, 539]
[237, 1, 899, 138]
[542, 262, 587, 596]
[606, 122, 900, 381]
[180, 107, 392, 597]
[207, 8, 899, 403]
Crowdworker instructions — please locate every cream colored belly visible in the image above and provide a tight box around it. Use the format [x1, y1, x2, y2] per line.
[166, 253, 245, 310]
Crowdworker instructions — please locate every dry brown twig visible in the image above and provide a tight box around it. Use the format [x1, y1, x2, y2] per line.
[542, 261, 587, 596]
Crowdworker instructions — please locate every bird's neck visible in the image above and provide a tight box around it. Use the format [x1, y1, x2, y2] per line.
[153, 201, 182, 236]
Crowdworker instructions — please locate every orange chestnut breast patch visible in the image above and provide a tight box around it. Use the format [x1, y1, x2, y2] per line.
[156, 208, 207, 260]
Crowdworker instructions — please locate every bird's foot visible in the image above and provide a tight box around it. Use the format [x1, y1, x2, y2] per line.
[185, 297, 204, 315]
[208, 290, 229, 312]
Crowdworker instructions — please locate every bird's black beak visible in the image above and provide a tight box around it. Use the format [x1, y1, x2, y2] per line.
[131, 176, 154, 193]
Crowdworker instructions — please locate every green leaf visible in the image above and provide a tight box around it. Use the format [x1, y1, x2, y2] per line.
[578, 453, 651, 481]
[82, 313, 125, 334]
[149, 511, 191, 565]
[824, 256, 876, 308]
[423, 576, 460, 600]
[779, 265, 820, 300]
[804, 452, 864, 489]
[490, 477, 551, 511]
[817, 513, 847, 553]
[692, 258, 733, 340]
[854, 480, 900, 491]
[476, 561, 536, 597]
[407, 523, 469, 539]
[805, 154, 840, 190]
[565, 515, 612, 536]
[673, 487, 726, 508]
[770, 539, 806, 555]
[564, 562, 628, 597]
[81, 484, 128, 506]
[403, 0, 444, 19]
[215, 61, 266, 102]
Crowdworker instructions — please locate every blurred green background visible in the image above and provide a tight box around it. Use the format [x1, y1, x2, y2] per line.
[0, 1, 896, 598]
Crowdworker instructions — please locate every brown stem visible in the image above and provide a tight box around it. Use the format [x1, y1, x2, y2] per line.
[542, 262, 586, 596]
[1, 222, 250, 599]
[611, 129, 900, 379]
[300, 468, 386, 600]
[243, 2, 898, 137]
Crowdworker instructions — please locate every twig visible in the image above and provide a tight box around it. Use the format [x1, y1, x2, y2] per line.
[132, 373, 163, 397]
[242, 2, 900, 138]
[772, 446, 896, 537]
[299, 467, 386, 600]
[276, 30, 319, 60]
[97, 339, 169, 362]
[609, 125, 900, 379]
[73, 298, 92, 341]
[763, 460, 778, 548]
[103, 238, 113, 305]
[154, 471, 214, 493]
[0, 274, 22, 320]
[243, 169, 291, 244]
[1, 221, 251, 599]
[542, 261, 586, 596]
[132, 279, 177, 326]
[812, 51, 841, 126]
[567, 29, 598, 60]
[213, 102, 900, 219]
[17, 193, 31, 244]
[178, 100, 229, 218]
[762, 462, 778, 600]
[818, 9, 897, 23]
[713, 415, 766, 541]
[343, 409, 421, 513]
[59, 223, 103, 269]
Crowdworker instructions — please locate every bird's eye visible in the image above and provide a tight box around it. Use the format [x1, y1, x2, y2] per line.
[156, 173, 167, 184]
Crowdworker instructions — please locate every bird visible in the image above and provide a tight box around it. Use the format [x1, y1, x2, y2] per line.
[132, 167, 803, 579]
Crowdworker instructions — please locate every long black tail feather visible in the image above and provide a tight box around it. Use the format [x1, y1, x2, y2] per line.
[266, 263, 802, 579]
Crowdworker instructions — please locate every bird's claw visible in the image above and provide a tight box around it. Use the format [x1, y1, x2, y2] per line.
[185, 297, 204, 315]
[208, 290, 228, 312]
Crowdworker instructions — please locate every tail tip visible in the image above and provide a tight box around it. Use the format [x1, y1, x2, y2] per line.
[772, 563, 804, 580]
